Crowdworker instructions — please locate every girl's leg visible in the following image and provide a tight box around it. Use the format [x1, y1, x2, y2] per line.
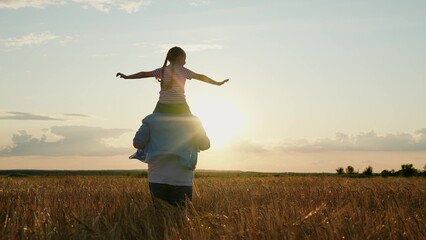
[153, 102, 191, 114]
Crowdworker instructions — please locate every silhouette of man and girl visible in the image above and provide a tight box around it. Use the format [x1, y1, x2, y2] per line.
[116, 46, 229, 207]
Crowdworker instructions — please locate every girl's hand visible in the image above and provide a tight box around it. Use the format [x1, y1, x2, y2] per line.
[116, 72, 127, 79]
[217, 79, 229, 86]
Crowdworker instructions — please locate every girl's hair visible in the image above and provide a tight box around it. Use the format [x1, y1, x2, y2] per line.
[160, 46, 186, 89]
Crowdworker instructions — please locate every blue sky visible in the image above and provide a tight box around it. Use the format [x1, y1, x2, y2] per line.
[1, 0, 426, 172]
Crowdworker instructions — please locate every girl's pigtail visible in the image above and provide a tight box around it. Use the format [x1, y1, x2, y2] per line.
[160, 46, 184, 90]
[169, 64, 175, 89]
[160, 57, 168, 89]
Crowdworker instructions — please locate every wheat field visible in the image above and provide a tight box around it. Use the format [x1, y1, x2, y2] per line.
[0, 175, 425, 239]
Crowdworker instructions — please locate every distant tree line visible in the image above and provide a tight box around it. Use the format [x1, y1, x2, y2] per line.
[336, 164, 426, 178]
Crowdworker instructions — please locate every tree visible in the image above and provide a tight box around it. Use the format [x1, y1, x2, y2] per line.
[400, 164, 417, 177]
[381, 169, 391, 178]
[336, 167, 344, 175]
[362, 166, 373, 177]
[423, 164, 426, 177]
[346, 165, 354, 175]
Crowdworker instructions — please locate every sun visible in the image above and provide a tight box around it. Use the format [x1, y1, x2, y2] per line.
[191, 96, 244, 148]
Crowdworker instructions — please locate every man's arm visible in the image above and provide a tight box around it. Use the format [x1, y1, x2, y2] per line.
[192, 73, 229, 86]
[192, 119, 210, 151]
[133, 120, 150, 149]
[197, 134, 210, 151]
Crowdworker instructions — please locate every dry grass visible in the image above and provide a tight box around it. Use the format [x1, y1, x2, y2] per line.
[1, 176, 425, 239]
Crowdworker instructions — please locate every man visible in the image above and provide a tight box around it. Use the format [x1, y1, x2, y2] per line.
[132, 113, 210, 207]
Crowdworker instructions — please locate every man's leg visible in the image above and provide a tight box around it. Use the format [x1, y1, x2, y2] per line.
[149, 182, 192, 207]
[149, 182, 171, 208]
[169, 185, 193, 207]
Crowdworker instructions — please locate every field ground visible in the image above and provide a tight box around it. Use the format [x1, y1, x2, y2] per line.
[0, 175, 425, 239]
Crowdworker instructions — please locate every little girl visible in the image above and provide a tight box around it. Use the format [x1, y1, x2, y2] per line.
[116, 46, 229, 159]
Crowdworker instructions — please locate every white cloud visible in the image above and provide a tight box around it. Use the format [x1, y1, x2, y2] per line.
[73, 0, 152, 13]
[0, 112, 64, 121]
[229, 138, 268, 153]
[0, 0, 65, 9]
[0, 0, 152, 13]
[232, 129, 426, 152]
[117, 0, 151, 13]
[3, 32, 58, 47]
[62, 113, 90, 118]
[0, 126, 132, 156]
[0, 112, 91, 120]
[72, 0, 112, 12]
[187, 0, 208, 7]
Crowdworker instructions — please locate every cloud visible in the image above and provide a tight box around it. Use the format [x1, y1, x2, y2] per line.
[0, 126, 132, 156]
[187, 0, 208, 6]
[0, 112, 64, 121]
[0, 112, 92, 120]
[0, 0, 65, 9]
[232, 129, 426, 153]
[62, 113, 90, 118]
[117, 0, 152, 13]
[73, 0, 152, 13]
[229, 138, 268, 153]
[2, 32, 58, 47]
[0, 0, 152, 13]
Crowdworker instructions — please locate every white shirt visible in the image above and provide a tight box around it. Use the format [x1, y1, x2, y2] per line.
[148, 154, 194, 186]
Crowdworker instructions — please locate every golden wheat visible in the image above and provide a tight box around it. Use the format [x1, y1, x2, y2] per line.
[0, 176, 425, 239]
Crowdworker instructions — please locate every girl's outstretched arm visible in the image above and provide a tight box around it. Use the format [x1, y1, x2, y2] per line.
[116, 71, 155, 79]
[193, 73, 229, 86]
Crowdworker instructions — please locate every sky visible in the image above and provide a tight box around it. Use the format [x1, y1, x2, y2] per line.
[1, 0, 426, 173]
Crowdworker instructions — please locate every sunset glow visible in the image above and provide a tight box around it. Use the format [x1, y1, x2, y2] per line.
[1, 0, 425, 172]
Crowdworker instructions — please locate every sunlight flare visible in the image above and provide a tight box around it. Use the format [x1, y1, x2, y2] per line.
[191, 96, 245, 148]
